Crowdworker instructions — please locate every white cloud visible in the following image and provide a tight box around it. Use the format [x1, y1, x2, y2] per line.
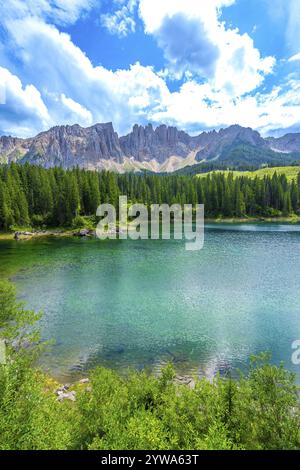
[151, 13, 220, 80]
[59, 94, 93, 125]
[150, 78, 300, 137]
[138, 0, 275, 96]
[1, 0, 96, 26]
[1, 15, 169, 136]
[101, 0, 137, 37]
[289, 52, 300, 62]
[0, 66, 50, 136]
[139, 0, 235, 33]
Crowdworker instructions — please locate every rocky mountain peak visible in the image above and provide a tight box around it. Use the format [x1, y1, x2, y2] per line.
[120, 123, 194, 163]
[1, 122, 300, 172]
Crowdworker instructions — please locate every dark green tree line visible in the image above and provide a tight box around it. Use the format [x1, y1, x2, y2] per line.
[0, 163, 299, 230]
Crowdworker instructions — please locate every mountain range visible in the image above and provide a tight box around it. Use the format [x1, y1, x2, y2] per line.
[1, 122, 300, 173]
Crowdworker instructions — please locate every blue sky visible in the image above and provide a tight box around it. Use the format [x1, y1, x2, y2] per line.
[0, 0, 300, 138]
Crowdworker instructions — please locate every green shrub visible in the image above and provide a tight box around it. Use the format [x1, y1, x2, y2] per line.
[72, 215, 95, 230]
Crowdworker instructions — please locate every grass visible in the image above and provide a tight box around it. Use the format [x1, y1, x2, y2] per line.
[197, 166, 300, 181]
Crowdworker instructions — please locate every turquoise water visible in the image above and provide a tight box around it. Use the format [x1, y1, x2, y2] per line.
[1, 223, 300, 382]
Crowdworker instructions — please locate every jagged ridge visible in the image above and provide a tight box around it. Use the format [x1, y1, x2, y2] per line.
[1, 123, 300, 173]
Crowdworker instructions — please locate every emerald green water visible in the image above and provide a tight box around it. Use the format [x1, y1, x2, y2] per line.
[1, 224, 300, 382]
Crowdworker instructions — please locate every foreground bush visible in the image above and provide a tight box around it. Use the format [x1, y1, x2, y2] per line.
[0, 280, 299, 450]
[75, 358, 300, 450]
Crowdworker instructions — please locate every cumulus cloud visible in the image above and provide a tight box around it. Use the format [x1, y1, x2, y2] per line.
[138, 0, 275, 96]
[154, 13, 220, 79]
[139, 0, 235, 34]
[0, 66, 50, 136]
[55, 93, 93, 126]
[1, 14, 169, 136]
[149, 78, 300, 137]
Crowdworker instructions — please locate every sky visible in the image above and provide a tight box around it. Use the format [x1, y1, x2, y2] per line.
[0, 0, 300, 138]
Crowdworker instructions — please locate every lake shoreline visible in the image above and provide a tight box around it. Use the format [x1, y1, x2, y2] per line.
[205, 215, 300, 224]
[0, 216, 299, 241]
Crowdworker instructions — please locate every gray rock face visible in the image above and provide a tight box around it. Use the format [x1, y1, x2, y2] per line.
[120, 123, 196, 163]
[266, 133, 300, 153]
[1, 122, 300, 171]
[0, 136, 32, 163]
[195, 125, 268, 161]
[22, 123, 123, 168]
